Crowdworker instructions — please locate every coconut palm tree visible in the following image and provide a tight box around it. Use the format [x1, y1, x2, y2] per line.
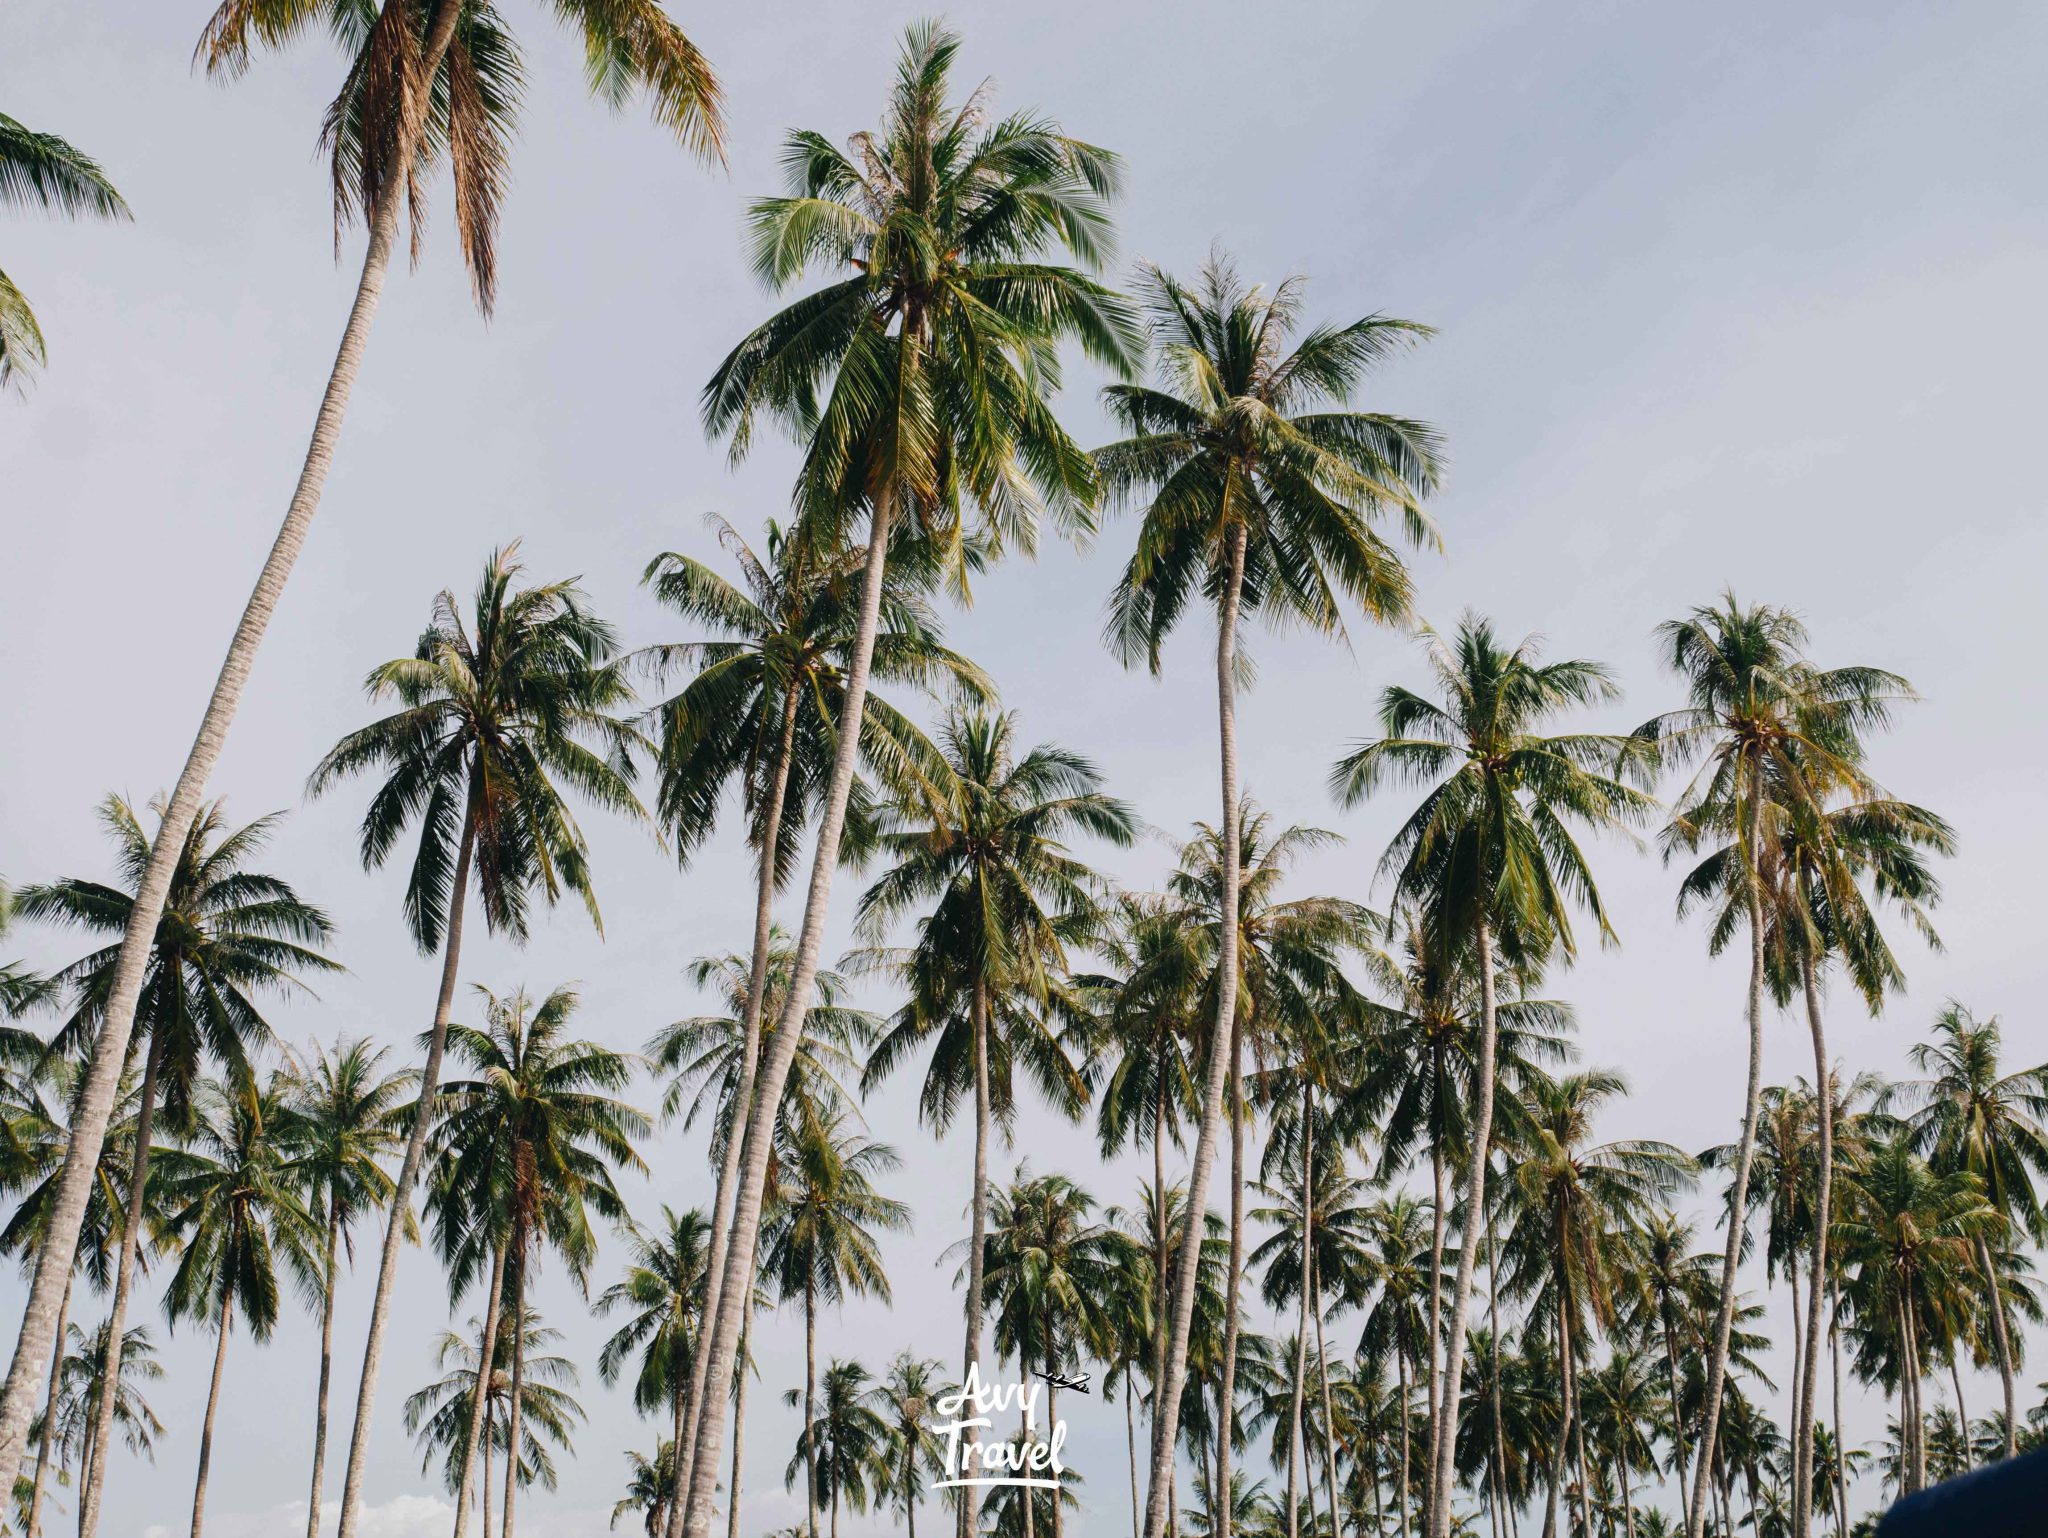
[429, 983, 647, 1538]
[0, 880, 53, 1023]
[613, 1441, 679, 1538]
[16, 798, 339, 1538]
[308, 546, 643, 1536]
[760, 1106, 910, 1538]
[0, 6, 715, 1479]
[1098, 250, 1441, 1538]
[598, 1206, 712, 1503]
[1358, 1194, 1434, 1538]
[868, 1351, 951, 1538]
[686, 26, 1134, 1526]
[280, 1037, 412, 1538]
[404, 1305, 585, 1534]
[156, 1074, 320, 1538]
[0, 110, 129, 387]
[857, 705, 1132, 1473]
[785, 1358, 891, 1538]
[1632, 596, 1909, 1538]
[1894, 1005, 2048, 1461]
[43, 1316, 163, 1518]
[1333, 615, 1654, 1538]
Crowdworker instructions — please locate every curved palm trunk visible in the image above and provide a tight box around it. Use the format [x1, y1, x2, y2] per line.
[1685, 783, 1768, 1538]
[451, 1232, 511, 1538]
[25, 1270, 71, 1538]
[956, 976, 992, 1538]
[1142, 523, 1248, 1538]
[76, 1035, 163, 1538]
[679, 487, 896, 1538]
[1216, 1022, 1245, 1538]
[1972, 1230, 2019, 1459]
[676, 680, 802, 1537]
[1427, 919, 1499, 1538]
[305, 1202, 342, 1538]
[336, 808, 478, 1538]
[805, 1276, 820, 1538]
[1793, 960, 1832, 1536]
[726, 1304, 752, 1538]
[502, 1264, 527, 1538]
[189, 1290, 234, 1538]
[0, 2, 467, 1479]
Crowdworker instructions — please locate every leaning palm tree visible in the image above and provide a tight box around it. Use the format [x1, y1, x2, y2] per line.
[856, 705, 1132, 1463]
[1098, 251, 1440, 1538]
[1632, 595, 1910, 1538]
[280, 1037, 412, 1538]
[1331, 614, 1653, 1538]
[0, 7, 716, 1481]
[16, 797, 338, 1538]
[429, 983, 648, 1538]
[308, 546, 644, 1538]
[156, 1074, 320, 1538]
[0, 110, 129, 387]
[684, 26, 1136, 1529]
[1894, 1005, 2048, 1461]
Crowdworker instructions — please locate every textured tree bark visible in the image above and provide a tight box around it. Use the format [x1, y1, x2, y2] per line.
[451, 1232, 511, 1538]
[303, 1202, 342, 1538]
[502, 1261, 527, 1538]
[1426, 919, 1499, 1538]
[189, 1290, 234, 1538]
[1793, 959, 1833, 1538]
[24, 1269, 70, 1538]
[679, 489, 897, 1538]
[1141, 523, 1247, 1538]
[1215, 1019, 1244, 1538]
[1686, 780, 1768, 1538]
[805, 1276, 819, 1538]
[1424, 1136, 1445, 1530]
[1974, 1231, 2019, 1460]
[1285, 1086, 1313, 1538]
[725, 1304, 751, 1538]
[0, 0, 465, 1481]
[1311, 1250, 1341, 1538]
[955, 975, 992, 1538]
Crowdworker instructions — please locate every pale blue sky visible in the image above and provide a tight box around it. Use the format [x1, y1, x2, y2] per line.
[4, 3, 2047, 1534]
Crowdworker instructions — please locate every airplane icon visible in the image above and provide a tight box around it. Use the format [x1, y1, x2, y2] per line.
[1034, 1369, 1090, 1394]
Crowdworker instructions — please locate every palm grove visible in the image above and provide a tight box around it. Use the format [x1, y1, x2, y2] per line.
[3, 11, 2042, 1538]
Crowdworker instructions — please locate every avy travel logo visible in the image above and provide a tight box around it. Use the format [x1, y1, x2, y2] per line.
[931, 1364, 1084, 1492]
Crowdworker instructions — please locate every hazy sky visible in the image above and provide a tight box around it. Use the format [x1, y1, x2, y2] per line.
[6, 2, 2047, 1534]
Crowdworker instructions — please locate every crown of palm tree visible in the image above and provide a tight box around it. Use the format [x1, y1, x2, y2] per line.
[596, 1205, 711, 1420]
[0, 111, 129, 388]
[402, 1304, 584, 1495]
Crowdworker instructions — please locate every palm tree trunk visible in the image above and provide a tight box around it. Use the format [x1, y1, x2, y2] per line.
[1152, 1081, 1168, 1452]
[1127, 1372, 1141, 1538]
[1287, 1084, 1314, 1538]
[0, 0, 468, 1480]
[1829, 1285, 1847, 1538]
[305, 1202, 342, 1538]
[189, 1291, 234, 1538]
[1662, 1317, 1688, 1493]
[1794, 959, 1832, 1538]
[805, 1277, 819, 1538]
[1426, 1130, 1445, 1530]
[1142, 521, 1248, 1538]
[1021, 1342, 1038, 1538]
[957, 974, 992, 1538]
[1427, 917, 1501, 1538]
[677, 679, 802, 1536]
[25, 1270, 71, 1538]
[726, 1304, 751, 1538]
[1971, 1231, 2018, 1459]
[1686, 779, 1768, 1538]
[1398, 1346, 1413, 1538]
[679, 484, 897, 1538]
[502, 1263, 527, 1538]
[451, 1232, 511, 1538]
[76, 1034, 163, 1538]
[481, 1404, 492, 1538]
[1216, 1020, 1244, 1538]
[1312, 1259, 1341, 1538]
[337, 788, 478, 1538]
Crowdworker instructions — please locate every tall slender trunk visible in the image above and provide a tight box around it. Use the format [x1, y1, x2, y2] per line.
[1564, 1310, 1589, 1538]
[1972, 1230, 2018, 1459]
[1788, 1261, 1804, 1452]
[956, 975, 992, 1538]
[1126, 1371, 1141, 1538]
[680, 486, 897, 1538]
[1151, 1083, 1168, 1459]
[1020, 1341, 1037, 1538]
[305, 1202, 342, 1538]
[1685, 780, 1768, 1538]
[1794, 959, 1832, 1536]
[1312, 1258, 1341, 1538]
[1285, 1085, 1313, 1538]
[1829, 1286, 1847, 1538]
[1427, 919, 1500, 1538]
[451, 1232, 511, 1538]
[1426, 1128, 1445, 1531]
[1490, 1209, 1512, 1538]
[1141, 523, 1248, 1538]
[1662, 1315, 1688, 1499]
[1397, 1347, 1412, 1538]
[1619, 1436, 1635, 1538]
[189, 1290, 234, 1538]
[1899, 1293, 1924, 1492]
[676, 680, 802, 1535]
[25, 1270, 72, 1538]
[726, 1304, 751, 1538]
[77, 1034, 163, 1538]
[481, 1404, 492, 1538]
[805, 1277, 819, 1538]
[337, 801, 478, 1538]
[502, 1263, 526, 1538]
[0, 0, 465, 1478]
[1216, 1021, 1244, 1538]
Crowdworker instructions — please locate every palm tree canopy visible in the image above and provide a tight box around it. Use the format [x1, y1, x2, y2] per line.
[0, 110, 129, 387]
[760, 1105, 911, 1311]
[403, 1303, 584, 1493]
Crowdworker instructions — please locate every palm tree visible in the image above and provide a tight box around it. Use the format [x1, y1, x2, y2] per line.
[404, 1305, 585, 1534]
[308, 545, 643, 1538]
[429, 983, 647, 1538]
[280, 1037, 412, 1538]
[786, 1358, 891, 1538]
[641, 511, 985, 1523]
[868, 1351, 951, 1538]
[857, 705, 1132, 1466]
[613, 1441, 679, 1538]
[686, 27, 1134, 1528]
[1632, 595, 1908, 1538]
[598, 1206, 713, 1501]
[760, 1106, 911, 1538]
[0, 5, 715, 1478]
[16, 797, 338, 1538]
[0, 110, 129, 386]
[43, 1316, 163, 1515]
[1894, 1004, 2048, 1460]
[1333, 615, 1654, 1538]
[1098, 250, 1441, 1538]
[156, 1074, 320, 1538]
[1357, 1193, 1434, 1538]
